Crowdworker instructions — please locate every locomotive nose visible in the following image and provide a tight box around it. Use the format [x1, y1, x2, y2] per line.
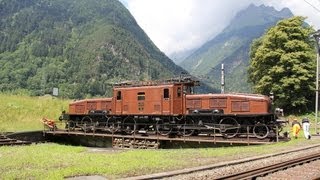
[59, 110, 68, 121]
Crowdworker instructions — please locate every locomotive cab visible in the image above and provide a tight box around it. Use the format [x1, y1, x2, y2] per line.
[112, 78, 198, 116]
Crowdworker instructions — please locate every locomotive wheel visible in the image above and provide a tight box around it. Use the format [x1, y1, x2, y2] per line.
[178, 118, 195, 136]
[156, 119, 172, 136]
[66, 121, 75, 130]
[253, 123, 269, 139]
[122, 118, 136, 134]
[80, 116, 93, 131]
[219, 117, 240, 138]
[106, 118, 121, 134]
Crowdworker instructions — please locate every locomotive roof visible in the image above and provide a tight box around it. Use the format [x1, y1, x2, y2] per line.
[113, 77, 199, 88]
[70, 97, 112, 104]
[187, 93, 270, 100]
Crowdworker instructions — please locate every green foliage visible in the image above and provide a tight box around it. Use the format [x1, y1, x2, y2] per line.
[248, 16, 316, 113]
[0, 0, 183, 99]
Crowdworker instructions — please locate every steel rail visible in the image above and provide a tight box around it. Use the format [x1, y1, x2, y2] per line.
[215, 153, 320, 180]
[44, 130, 275, 145]
[0, 136, 32, 146]
[122, 144, 320, 180]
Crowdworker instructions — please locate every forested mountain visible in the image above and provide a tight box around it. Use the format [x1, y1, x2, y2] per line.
[180, 4, 293, 93]
[0, 0, 185, 98]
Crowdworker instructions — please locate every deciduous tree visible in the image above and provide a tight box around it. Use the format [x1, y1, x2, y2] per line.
[248, 16, 316, 113]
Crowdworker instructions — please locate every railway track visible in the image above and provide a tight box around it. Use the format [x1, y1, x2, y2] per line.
[216, 152, 320, 179]
[0, 134, 32, 146]
[45, 129, 285, 149]
[123, 144, 320, 180]
[260, 159, 320, 179]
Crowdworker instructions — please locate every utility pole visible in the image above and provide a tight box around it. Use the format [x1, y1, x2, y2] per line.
[221, 63, 225, 93]
[311, 30, 320, 134]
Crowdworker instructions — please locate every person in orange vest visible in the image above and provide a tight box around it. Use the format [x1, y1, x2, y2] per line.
[292, 119, 301, 139]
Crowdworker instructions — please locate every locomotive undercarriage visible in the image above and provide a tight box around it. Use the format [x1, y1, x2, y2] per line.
[63, 113, 282, 139]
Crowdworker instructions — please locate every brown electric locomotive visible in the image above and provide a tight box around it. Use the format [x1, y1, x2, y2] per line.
[60, 77, 283, 139]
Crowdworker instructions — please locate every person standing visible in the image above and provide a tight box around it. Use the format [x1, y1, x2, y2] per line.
[302, 117, 311, 139]
[292, 119, 301, 139]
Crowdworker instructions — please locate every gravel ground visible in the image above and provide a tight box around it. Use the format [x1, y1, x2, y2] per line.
[72, 136, 320, 180]
[163, 141, 320, 179]
[258, 159, 320, 180]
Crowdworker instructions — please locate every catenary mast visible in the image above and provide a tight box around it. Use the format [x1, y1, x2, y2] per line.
[311, 30, 320, 134]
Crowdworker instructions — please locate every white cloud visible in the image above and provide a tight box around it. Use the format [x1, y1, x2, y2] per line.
[120, 0, 320, 56]
[262, 0, 320, 29]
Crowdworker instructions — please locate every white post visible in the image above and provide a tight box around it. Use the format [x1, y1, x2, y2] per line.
[221, 63, 225, 93]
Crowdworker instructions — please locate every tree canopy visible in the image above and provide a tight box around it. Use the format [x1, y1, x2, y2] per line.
[248, 16, 316, 113]
[0, 0, 184, 99]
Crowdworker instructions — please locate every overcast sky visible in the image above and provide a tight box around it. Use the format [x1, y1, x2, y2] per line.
[119, 0, 320, 57]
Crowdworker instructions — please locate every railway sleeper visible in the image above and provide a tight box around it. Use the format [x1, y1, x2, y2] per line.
[113, 138, 159, 149]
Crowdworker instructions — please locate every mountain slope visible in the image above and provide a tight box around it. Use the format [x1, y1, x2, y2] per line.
[180, 4, 293, 93]
[0, 0, 185, 98]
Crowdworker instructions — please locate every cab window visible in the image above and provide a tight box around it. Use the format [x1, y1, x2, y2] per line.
[164, 88, 169, 99]
[137, 92, 145, 101]
[116, 91, 122, 100]
[177, 87, 181, 97]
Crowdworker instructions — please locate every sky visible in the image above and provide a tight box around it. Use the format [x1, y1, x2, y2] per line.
[119, 0, 320, 57]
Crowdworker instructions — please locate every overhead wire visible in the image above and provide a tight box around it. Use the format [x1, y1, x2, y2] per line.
[303, 0, 320, 13]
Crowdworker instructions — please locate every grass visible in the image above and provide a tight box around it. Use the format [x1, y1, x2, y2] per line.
[0, 138, 318, 179]
[0, 93, 319, 178]
[0, 93, 69, 132]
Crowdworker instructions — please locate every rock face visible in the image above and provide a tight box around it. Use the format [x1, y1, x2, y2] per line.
[180, 4, 293, 93]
